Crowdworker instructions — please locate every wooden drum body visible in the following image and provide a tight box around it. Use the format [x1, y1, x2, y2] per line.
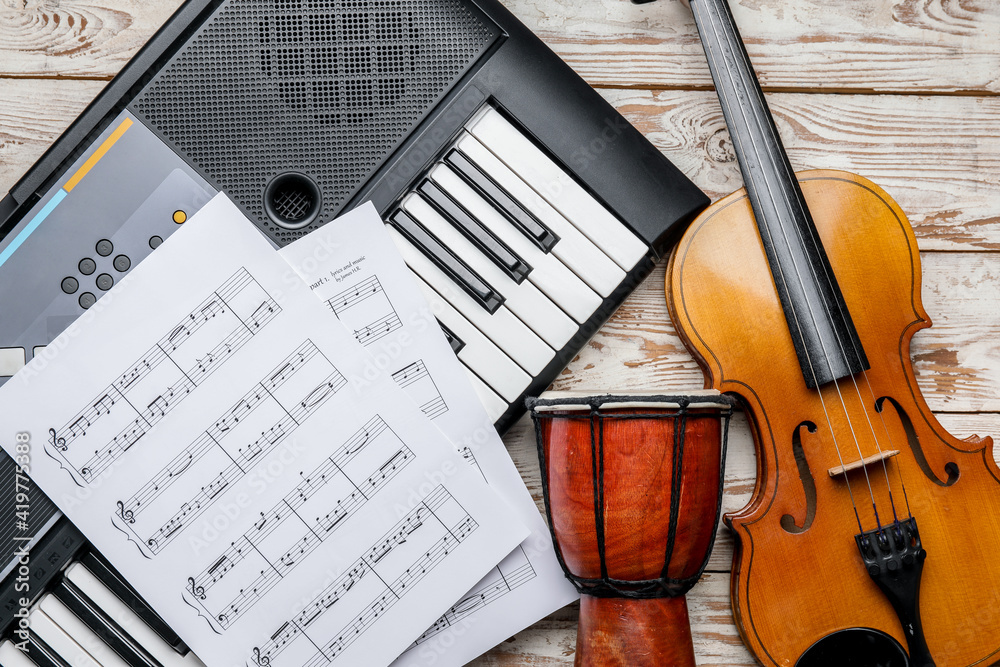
[528, 391, 734, 667]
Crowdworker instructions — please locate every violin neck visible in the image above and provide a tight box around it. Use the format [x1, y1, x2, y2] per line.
[688, 0, 869, 388]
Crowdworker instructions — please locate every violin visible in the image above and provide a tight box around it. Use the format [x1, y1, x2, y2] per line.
[663, 1, 1000, 665]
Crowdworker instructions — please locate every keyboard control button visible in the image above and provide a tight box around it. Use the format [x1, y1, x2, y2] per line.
[79, 292, 97, 310]
[96, 274, 114, 291]
[113, 255, 131, 272]
[96, 240, 114, 257]
[79, 258, 97, 275]
[149, 236, 163, 250]
[62, 277, 80, 294]
[0, 347, 26, 376]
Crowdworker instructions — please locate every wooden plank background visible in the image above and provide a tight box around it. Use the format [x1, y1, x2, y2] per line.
[2, 0, 998, 664]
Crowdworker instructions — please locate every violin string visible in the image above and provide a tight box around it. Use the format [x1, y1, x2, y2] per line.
[735, 77, 904, 525]
[714, 2, 904, 529]
[698, 3, 866, 532]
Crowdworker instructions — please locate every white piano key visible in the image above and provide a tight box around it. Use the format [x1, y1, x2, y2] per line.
[65, 563, 205, 667]
[456, 133, 626, 297]
[403, 264, 531, 402]
[387, 226, 553, 376]
[463, 368, 508, 422]
[0, 640, 36, 667]
[402, 192, 577, 348]
[466, 108, 649, 272]
[28, 606, 101, 667]
[429, 163, 603, 324]
[39, 595, 130, 667]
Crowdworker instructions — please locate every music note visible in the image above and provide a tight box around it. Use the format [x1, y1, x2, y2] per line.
[301, 380, 336, 409]
[146, 395, 168, 419]
[167, 324, 190, 350]
[249, 301, 276, 329]
[200, 300, 224, 321]
[93, 394, 115, 415]
[168, 452, 193, 478]
[69, 416, 90, 439]
[205, 475, 229, 500]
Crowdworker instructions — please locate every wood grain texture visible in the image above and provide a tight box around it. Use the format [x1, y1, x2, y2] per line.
[3, 80, 999, 252]
[2, 0, 998, 664]
[0, 0, 183, 79]
[3, 0, 999, 93]
[500, 0, 1000, 93]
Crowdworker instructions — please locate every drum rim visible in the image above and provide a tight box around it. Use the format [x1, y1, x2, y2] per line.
[527, 389, 738, 412]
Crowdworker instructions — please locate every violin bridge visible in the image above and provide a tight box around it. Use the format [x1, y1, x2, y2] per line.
[827, 450, 900, 478]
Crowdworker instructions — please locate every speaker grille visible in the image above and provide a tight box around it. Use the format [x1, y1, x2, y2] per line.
[131, 0, 500, 242]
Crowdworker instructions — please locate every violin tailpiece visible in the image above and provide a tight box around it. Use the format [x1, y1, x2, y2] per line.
[855, 517, 935, 666]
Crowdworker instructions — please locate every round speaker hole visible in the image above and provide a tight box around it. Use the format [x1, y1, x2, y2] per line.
[264, 172, 322, 230]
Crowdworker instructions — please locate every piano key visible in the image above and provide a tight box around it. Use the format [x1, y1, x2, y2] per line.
[52, 577, 158, 667]
[417, 179, 530, 284]
[79, 550, 187, 654]
[387, 226, 553, 376]
[402, 193, 576, 349]
[463, 369, 508, 423]
[65, 564, 204, 667]
[455, 133, 625, 297]
[39, 595, 130, 667]
[444, 149, 557, 253]
[406, 268, 530, 402]
[27, 608, 101, 667]
[389, 209, 503, 314]
[23, 632, 74, 667]
[437, 320, 465, 355]
[1, 640, 38, 667]
[428, 163, 602, 324]
[466, 109, 648, 272]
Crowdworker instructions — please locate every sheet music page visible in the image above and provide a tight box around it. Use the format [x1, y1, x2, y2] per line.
[0, 194, 528, 667]
[279, 203, 578, 667]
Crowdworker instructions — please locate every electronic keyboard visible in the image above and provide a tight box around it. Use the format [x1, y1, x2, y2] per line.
[0, 0, 707, 663]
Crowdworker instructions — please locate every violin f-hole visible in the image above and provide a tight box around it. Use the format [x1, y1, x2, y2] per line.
[781, 421, 818, 534]
[877, 397, 959, 487]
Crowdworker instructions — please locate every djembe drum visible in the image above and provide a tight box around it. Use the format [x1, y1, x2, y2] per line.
[528, 390, 735, 667]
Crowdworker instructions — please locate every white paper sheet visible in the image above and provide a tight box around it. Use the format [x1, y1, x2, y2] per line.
[279, 203, 578, 667]
[0, 194, 528, 667]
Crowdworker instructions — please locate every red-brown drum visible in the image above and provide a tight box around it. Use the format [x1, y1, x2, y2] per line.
[528, 390, 735, 667]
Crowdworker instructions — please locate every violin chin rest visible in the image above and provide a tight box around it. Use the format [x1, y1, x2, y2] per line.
[796, 628, 909, 667]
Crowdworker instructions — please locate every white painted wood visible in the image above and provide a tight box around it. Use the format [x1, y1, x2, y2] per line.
[2, 1, 998, 664]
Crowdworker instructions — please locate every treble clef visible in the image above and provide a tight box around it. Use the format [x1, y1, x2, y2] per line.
[48, 428, 67, 452]
[187, 577, 207, 600]
[252, 647, 271, 667]
[116, 500, 135, 524]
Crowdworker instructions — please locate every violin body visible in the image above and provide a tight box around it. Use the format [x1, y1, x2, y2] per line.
[667, 169, 1000, 666]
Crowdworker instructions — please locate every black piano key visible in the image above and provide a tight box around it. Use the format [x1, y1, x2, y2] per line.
[389, 209, 504, 314]
[24, 632, 72, 667]
[52, 579, 159, 667]
[79, 550, 188, 655]
[445, 149, 558, 252]
[437, 320, 465, 355]
[416, 180, 531, 284]
[0, 518, 86, 637]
